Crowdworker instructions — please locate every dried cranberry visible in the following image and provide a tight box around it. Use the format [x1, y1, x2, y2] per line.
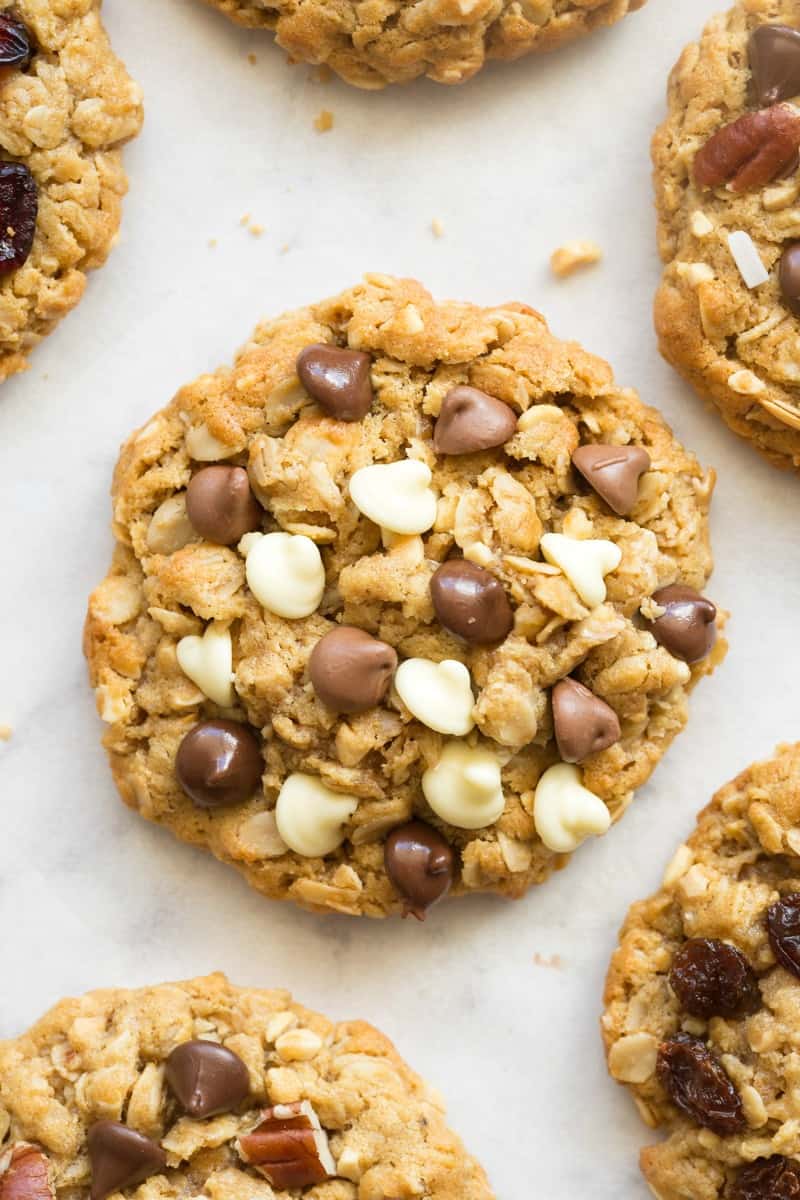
[767, 894, 800, 979]
[0, 162, 37, 275]
[656, 1034, 745, 1135]
[0, 11, 32, 70]
[729, 1156, 800, 1199]
[669, 939, 761, 1020]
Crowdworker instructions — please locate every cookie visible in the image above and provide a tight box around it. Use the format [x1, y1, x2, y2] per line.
[652, 1, 800, 471]
[84, 274, 724, 920]
[0, 973, 493, 1199]
[603, 743, 800, 1200]
[200, 0, 646, 89]
[0, 1, 143, 381]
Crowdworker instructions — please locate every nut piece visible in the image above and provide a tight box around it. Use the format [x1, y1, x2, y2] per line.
[540, 532, 622, 608]
[693, 104, 800, 192]
[394, 658, 475, 735]
[275, 773, 358, 857]
[0, 1146, 54, 1200]
[176, 623, 234, 707]
[237, 1101, 336, 1190]
[349, 459, 437, 535]
[533, 762, 611, 853]
[422, 741, 505, 830]
[550, 240, 602, 278]
[240, 531, 325, 619]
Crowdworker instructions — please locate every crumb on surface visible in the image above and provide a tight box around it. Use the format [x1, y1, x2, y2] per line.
[249, 223, 265, 238]
[314, 109, 334, 133]
[247, 52, 257, 65]
[208, 238, 217, 249]
[431, 218, 444, 238]
[533, 952, 563, 969]
[239, 213, 250, 226]
[280, 243, 290, 254]
[0, 724, 12, 741]
[550, 240, 602, 278]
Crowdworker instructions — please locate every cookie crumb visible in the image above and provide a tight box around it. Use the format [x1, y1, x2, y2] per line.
[239, 213, 251, 226]
[208, 238, 218, 249]
[280, 243, 289, 254]
[550, 240, 602, 278]
[247, 52, 257, 65]
[0, 724, 13, 741]
[314, 110, 334, 133]
[431, 218, 444, 238]
[533, 952, 563, 969]
[249, 223, 265, 238]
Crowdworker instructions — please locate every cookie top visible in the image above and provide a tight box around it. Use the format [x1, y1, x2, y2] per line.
[653, 1, 800, 471]
[0, 973, 493, 1199]
[201, 0, 645, 89]
[603, 743, 800, 1200]
[85, 274, 722, 920]
[0, 0, 142, 381]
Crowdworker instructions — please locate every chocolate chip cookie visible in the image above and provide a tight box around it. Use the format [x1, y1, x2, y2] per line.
[0, 1, 142, 381]
[0, 973, 493, 1199]
[603, 743, 800, 1200]
[652, 1, 800, 470]
[200, 0, 645, 89]
[84, 274, 724, 919]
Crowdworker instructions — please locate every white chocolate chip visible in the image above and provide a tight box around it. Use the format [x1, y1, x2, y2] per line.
[185, 423, 239, 461]
[727, 231, 769, 289]
[275, 773, 358, 857]
[689, 210, 714, 237]
[422, 741, 505, 830]
[349, 459, 437, 535]
[608, 1034, 659, 1083]
[394, 658, 475, 735]
[533, 762, 611, 853]
[676, 262, 715, 287]
[540, 532, 622, 608]
[240, 531, 325, 619]
[176, 623, 234, 707]
[662, 843, 693, 888]
[728, 369, 766, 396]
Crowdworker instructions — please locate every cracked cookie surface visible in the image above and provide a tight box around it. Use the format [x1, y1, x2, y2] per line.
[200, 0, 645, 89]
[84, 274, 723, 920]
[0, 0, 143, 382]
[653, 1, 800, 471]
[0, 973, 493, 1199]
[603, 744, 800, 1200]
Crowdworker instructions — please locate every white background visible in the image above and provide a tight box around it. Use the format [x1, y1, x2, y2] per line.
[1, 0, 799, 1194]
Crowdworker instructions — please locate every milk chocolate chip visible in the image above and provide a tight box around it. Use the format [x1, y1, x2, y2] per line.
[88, 1123, 166, 1200]
[750, 24, 800, 107]
[185, 466, 261, 545]
[384, 821, 455, 919]
[309, 626, 397, 713]
[552, 678, 621, 764]
[430, 560, 513, 644]
[780, 243, 800, 315]
[572, 444, 650, 516]
[296, 344, 373, 421]
[166, 1040, 250, 1118]
[648, 585, 717, 664]
[433, 386, 517, 455]
[176, 719, 262, 808]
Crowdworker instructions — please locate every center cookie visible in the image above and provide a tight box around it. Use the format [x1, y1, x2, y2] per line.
[85, 274, 723, 919]
[200, 0, 646, 89]
[0, 974, 493, 1199]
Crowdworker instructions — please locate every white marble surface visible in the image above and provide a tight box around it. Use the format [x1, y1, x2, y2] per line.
[2, 0, 800, 1194]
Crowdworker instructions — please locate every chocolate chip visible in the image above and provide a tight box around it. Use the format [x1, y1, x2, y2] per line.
[750, 24, 800, 107]
[430, 560, 514, 645]
[296, 344, 373, 421]
[779, 243, 800, 316]
[551, 678, 621, 764]
[185, 466, 262, 545]
[176, 719, 262, 809]
[572, 444, 650, 516]
[88, 1122, 166, 1200]
[309, 626, 397, 714]
[647, 585, 717, 664]
[433, 386, 518, 455]
[384, 821, 455, 919]
[165, 1040, 250, 1118]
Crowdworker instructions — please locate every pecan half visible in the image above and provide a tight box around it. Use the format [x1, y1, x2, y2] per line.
[0, 1146, 54, 1200]
[237, 1100, 335, 1189]
[694, 104, 800, 192]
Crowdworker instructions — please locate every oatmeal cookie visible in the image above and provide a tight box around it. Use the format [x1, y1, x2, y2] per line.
[0, 973, 493, 1199]
[652, 1, 800, 471]
[84, 274, 724, 920]
[603, 744, 800, 1200]
[200, 0, 646, 89]
[0, 0, 143, 381]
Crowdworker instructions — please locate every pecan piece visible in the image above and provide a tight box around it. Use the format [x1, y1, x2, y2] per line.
[237, 1100, 335, 1189]
[0, 1146, 54, 1200]
[694, 104, 800, 192]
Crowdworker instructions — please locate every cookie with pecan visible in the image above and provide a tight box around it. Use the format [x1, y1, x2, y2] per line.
[199, 0, 645, 89]
[0, 973, 493, 1199]
[603, 743, 800, 1200]
[0, 1, 142, 381]
[84, 274, 724, 919]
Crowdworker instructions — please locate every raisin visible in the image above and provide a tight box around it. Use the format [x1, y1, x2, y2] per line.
[767, 893, 800, 978]
[0, 162, 37, 275]
[669, 939, 761, 1019]
[656, 1034, 745, 1135]
[729, 1156, 800, 1199]
[0, 11, 32, 70]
